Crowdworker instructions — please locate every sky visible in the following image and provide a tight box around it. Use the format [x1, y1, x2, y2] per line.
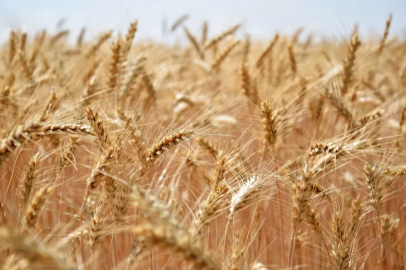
[0, 0, 405, 43]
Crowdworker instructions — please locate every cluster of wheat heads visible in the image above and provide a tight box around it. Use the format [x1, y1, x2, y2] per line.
[0, 14, 405, 270]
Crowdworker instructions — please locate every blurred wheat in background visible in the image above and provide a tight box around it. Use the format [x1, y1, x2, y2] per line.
[0, 6, 406, 270]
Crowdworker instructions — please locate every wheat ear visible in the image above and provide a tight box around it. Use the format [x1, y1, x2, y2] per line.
[107, 40, 122, 92]
[19, 152, 40, 209]
[85, 30, 112, 58]
[23, 186, 53, 230]
[256, 34, 279, 68]
[140, 68, 156, 106]
[261, 100, 278, 148]
[134, 223, 221, 270]
[287, 42, 297, 77]
[192, 153, 228, 236]
[86, 107, 110, 150]
[0, 227, 74, 270]
[88, 204, 104, 249]
[324, 89, 353, 123]
[340, 33, 361, 95]
[145, 129, 193, 166]
[0, 122, 42, 167]
[331, 210, 350, 270]
[204, 24, 241, 50]
[240, 63, 260, 106]
[8, 30, 16, 66]
[117, 108, 147, 162]
[122, 20, 138, 58]
[377, 14, 392, 55]
[170, 14, 189, 32]
[210, 40, 240, 71]
[184, 27, 203, 59]
[132, 184, 221, 270]
[76, 27, 86, 47]
[197, 137, 219, 159]
[201, 21, 208, 45]
[59, 136, 79, 170]
[119, 54, 146, 97]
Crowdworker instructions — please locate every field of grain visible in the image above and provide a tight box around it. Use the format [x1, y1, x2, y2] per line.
[0, 14, 405, 269]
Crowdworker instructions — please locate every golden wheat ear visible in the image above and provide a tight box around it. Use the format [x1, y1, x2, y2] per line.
[23, 186, 53, 231]
[331, 210, 350, 269]
[192, 152, 229, 236]
[106, 39, 122, 92]
[145, 129, 193, 166]
[59, 136, 80, 170]
[131, 183, 221, 270]
[19, 152, 41, 210]
[201, 21, 208, 45]
[134, 223, 221, 270]
[0, 202, 7, 226]
[170, 14, 189, 32]
[239, 63, 260, 106]
[184, 27, 203, 59]
[287, 42, 297, 77]
[49, 30, 69, 47]
[377, 14, 392, 56]
[0, 227, 75, 270]
[340, 33, 361, 96]
[204, 23, 241, 51]
[119, 54, 146, 97]
[85, 30, 112, 58]
[88, 203, 104, 249]
[76, 27, 86, 47]
[8, 30, 17, 66]
[125, 239, 144, 270]
[210, 39, 240, 72]
[85, 107, 110, 150]
[122, 20, 138, 58]
[256, 33, 279, 68]
[324, 88, 354, 123]
[260, 100, 278, 148]
[0, 122, 41, 167]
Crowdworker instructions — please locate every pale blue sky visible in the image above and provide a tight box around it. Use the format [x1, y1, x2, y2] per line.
[0, 0, 405, 42]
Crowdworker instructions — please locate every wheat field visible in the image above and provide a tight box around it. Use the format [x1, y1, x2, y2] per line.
[0, 14, 405, 270]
